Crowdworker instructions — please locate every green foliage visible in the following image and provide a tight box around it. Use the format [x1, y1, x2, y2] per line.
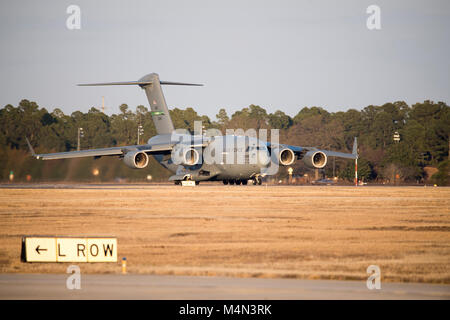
[170, 107, 212, 133]
[338, 158, 374, 182]
[431, 160, 450, 186]
[215, 108, 229, 126]
[293, 106, 330, 124]
[268, 110, 292, 129]
[0, 99, 448, 183]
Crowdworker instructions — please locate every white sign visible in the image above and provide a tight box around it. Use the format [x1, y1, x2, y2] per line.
[23, 237, 117, 262]
[25, 237, 57, 262]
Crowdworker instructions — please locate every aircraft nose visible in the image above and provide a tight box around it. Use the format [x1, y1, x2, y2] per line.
[257, 150, 271, 167]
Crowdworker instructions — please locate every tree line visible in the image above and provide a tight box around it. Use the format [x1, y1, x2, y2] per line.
[0, 99, 448, 184]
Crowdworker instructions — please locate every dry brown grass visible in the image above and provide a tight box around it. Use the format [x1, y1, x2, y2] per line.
[0, 185, 449, 283]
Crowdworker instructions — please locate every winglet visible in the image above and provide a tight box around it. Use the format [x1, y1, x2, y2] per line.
[352, 137, 358, 158]
[25, 137, 38, 158]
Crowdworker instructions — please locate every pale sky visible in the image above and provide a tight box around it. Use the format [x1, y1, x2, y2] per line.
[0, 0, 449, 120]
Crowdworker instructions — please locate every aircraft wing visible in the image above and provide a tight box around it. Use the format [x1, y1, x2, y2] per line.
[26, 138, 173, 160]
[267, 137, 358, 160]
[33, 146, 126, 160]
[312, 149, 357, 159]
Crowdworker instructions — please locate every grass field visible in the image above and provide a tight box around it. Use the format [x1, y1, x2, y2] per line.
[0, 185, 449, 283]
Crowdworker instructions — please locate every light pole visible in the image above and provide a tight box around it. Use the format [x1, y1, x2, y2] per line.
[333, 156, 336, 178]
[77, 127, 84, 151]
[393, 131, 400, 185]
[137, 125, 144, 144]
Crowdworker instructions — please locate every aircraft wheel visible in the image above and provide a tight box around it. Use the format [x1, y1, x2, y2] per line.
[195, 181, 200, 185]
[223, 180, 228, 185]
[235, 180, 242, 185]
[257, 178, 262, 185]
[229, 180, 235, 185]
[242, 180, 248, 185]
[174, 181, 181, 185]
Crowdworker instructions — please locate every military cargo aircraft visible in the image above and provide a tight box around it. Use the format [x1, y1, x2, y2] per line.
[26, 73, 357, 185]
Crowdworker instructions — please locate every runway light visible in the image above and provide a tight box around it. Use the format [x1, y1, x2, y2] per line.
[92, 168, 100, 176]
[122, 257, 127, 274]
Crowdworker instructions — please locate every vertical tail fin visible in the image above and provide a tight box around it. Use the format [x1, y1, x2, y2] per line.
[25, 137, 36, 157]
[352, 137, 358, 158]
[139, 73, 174, 135]
[78, 73, 203, 135]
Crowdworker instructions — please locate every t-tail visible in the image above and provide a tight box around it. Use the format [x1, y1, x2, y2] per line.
[78, 73, 203, 135]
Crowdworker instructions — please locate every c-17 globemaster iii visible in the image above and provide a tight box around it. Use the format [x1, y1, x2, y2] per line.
[26, 73, 358, 185]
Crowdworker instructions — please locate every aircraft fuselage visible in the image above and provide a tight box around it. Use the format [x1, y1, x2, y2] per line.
[149, 134, 271, 183]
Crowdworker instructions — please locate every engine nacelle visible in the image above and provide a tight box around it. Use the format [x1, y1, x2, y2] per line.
[303, 150, 327, 169]
[123, 151, 149, 169]
[279, 148, 295, 166]
[171, 144, 201, 166]
[182, 148, 200, 166]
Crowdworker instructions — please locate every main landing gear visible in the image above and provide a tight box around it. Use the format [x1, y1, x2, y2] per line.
[223, 178, 259, 185]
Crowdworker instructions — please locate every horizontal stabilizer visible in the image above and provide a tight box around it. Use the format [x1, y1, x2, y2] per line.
[78, 81, 152, 86]
[160, 81, 203, 86]
[78, 81, 203, 87]
[77, 73, 203, 135]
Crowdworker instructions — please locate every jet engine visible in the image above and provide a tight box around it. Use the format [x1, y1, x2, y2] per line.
[123, 151, 149, 169]
[171, 144, 202, 166]
[303, 150, 327, 169]
[279, 148, 295, 166]
[182, 148, 200, 166]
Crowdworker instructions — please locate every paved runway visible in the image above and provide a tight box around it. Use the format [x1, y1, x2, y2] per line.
[1, 274, 449, 300]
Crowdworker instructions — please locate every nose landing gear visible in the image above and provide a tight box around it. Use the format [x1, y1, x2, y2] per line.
[252, 176, 262, 185]
[175, 175, 200, 186]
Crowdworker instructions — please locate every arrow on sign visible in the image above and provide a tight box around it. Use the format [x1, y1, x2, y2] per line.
[35, 245, 47, 254]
